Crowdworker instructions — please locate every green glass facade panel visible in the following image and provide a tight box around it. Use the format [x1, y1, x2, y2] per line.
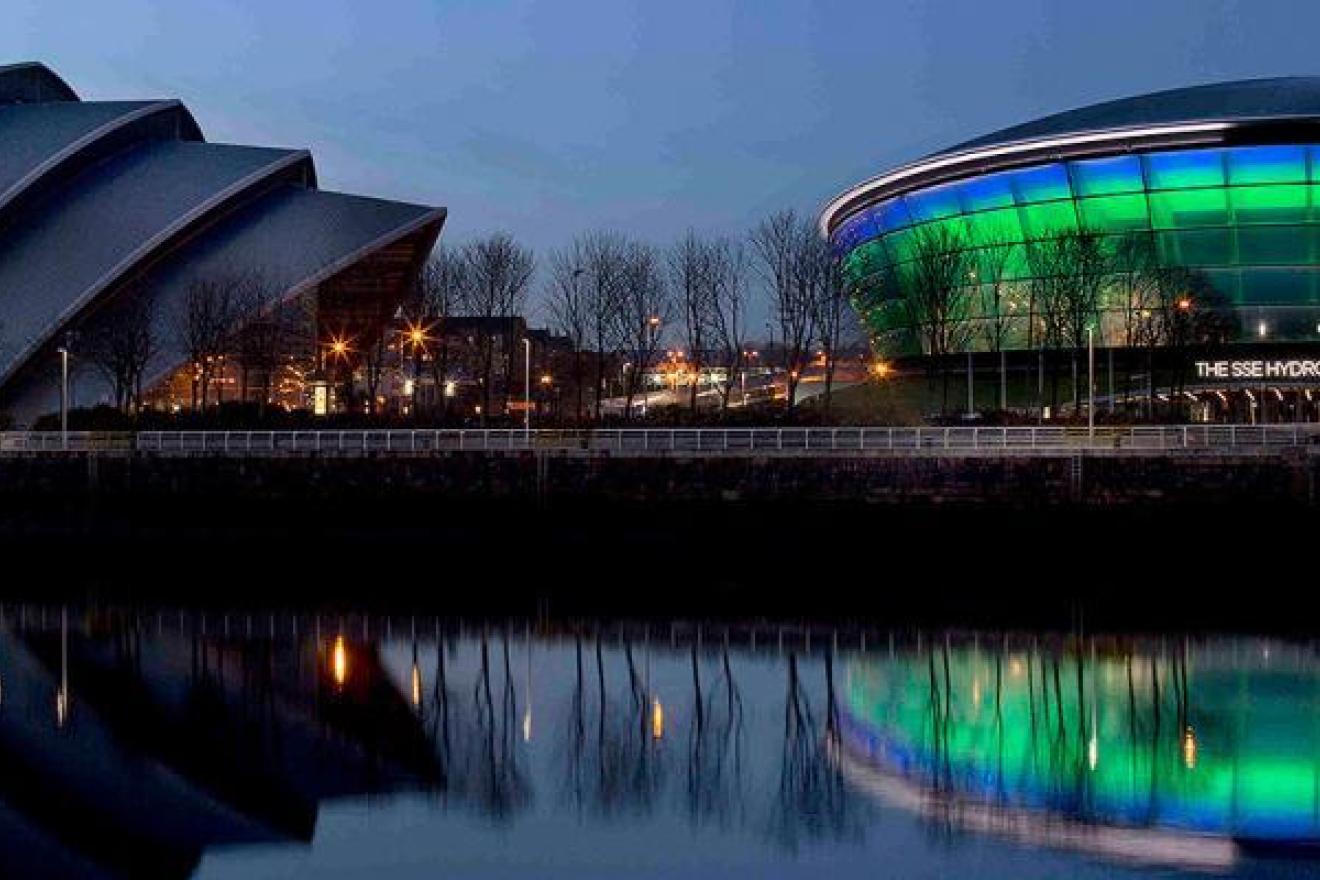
[1011, 164, 1071, 203]
[1078, 193, 1149, 230]
[1143, 149, 1224, 190]
[962, 206, 1022, 245]
[1203, 268, 1242, 305]
[1239, 267, 1311, 304]
[1156, 228, 1233, 266]
[1229, 185, 1310, 224]
[1227, 146, 1308, 185]
[1236, 226, 1313, 265]
[883, 227, 917, 265]
[958, 170, 1016, 211]
[905, 182, 963, 222]
[1148, 188, 1228, 229]
[1071, 155, 1145, 196]
[1018, 200, 1077, 237]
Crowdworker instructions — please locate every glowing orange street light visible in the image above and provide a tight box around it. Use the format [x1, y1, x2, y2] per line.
[328, 336, 351, 360]
[540, 373, 553, 386]
[1177, 297, 1192, 312]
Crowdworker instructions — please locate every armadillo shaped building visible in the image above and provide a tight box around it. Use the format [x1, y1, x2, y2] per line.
[0, 62, 445, 423]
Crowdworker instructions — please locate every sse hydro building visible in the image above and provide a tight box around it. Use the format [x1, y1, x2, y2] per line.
[0, 62, 444, 424]
[822, 78, 1320, 408]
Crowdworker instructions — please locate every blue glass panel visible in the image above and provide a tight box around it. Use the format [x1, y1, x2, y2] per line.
[905, 182, 963, 222]
[871, 199, 912, 234]
[1227, 146, 1308, 185]
[957, 171, 1016, 212]
[1143, 149, 1224, 190]
[1070, 155, 1144, 196]
[1010, 164, 1071, 203]
[835, 210, 877, 252]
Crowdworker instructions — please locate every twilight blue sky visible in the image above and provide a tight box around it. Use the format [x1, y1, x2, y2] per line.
[6, 1, 1320, 292]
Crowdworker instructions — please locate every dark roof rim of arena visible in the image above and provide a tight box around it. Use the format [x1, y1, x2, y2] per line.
[819, 76, 1320, 237]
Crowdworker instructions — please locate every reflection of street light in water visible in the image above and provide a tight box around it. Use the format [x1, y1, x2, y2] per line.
[651, 696, 664, 740]
[1183, 726, 1198, 770]
[56, 606, 69, 727]
[410, 657, 422, 709]
[332, 635, 348, 688]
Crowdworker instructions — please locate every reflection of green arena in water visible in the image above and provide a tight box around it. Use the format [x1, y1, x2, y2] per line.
[821, 79, 1320, 353]
[841, 643, 1320, 844]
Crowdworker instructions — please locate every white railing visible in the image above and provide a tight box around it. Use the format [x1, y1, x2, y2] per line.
[2, 425, 1318, 456]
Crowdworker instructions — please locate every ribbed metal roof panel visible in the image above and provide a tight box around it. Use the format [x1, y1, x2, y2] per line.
[0, 140, 306, 378]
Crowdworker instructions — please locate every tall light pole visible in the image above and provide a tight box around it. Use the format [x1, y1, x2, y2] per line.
[1087, 324, 1095, 439]
[57, 340, 70, 449]
[966, 350, 974, 418]
[523, 336, 531, 441]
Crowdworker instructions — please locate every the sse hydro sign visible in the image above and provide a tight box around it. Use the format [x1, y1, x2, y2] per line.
[1194, 359, 1320, 380]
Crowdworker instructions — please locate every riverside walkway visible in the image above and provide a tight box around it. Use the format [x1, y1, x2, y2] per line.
[3, 424, 1320, 456]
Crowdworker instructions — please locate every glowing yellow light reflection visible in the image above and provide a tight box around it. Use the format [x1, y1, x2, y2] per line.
[332, 635, 348, 687]
[410, 661, 422, 709]
[1183, 726, 1198, 770]
[651, 696, 664, 740]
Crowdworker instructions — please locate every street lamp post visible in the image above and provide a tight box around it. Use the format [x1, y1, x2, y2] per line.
[57, 340, 70, 449]
[523, 337, 531, 441]
[1087, 324, 1095, 439]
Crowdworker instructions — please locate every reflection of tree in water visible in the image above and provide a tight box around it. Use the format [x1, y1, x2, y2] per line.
[561, 631, 663, 819]
[770, 650, 863, 851]
[686, 641, 745, 828]
[427, 628, 530, 821]
[910, 635, 1201, 831]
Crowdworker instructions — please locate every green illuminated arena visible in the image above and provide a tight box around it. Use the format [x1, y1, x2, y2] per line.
[822, 79, 1320, 354]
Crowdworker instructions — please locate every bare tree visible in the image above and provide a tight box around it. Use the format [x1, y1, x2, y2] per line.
[1054, 228, 1110, 409]
[705, 237, 749, 412]
[974, 235, 1018, 411]
[578, 232, 630, 420]
[546, 242, 591, 421]
[670, 230, 715, 413]
[807, 235, 849, 413]
[899, 223, 976, 414]
[415, 249, 466, 420]
[750, 210, 817, 411]
[460, 233, 535, 423]
[613, 242, 670, 418]
[230, 271, 292, 412]
[174, 274, 242, 410]
[82, 280, 157, 412]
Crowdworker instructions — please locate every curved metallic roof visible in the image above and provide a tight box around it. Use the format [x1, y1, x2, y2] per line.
[821, 77, 1320, 236]
[0, 61, 446, 422]
[0, 62, 79, 104]
[0, 141, 313, 382]
[0, 100, 203, 220]
[943, 77, 1320, 155]
[1, 189, 444, 421]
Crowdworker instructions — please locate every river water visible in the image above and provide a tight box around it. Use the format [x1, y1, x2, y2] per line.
[0, 609, 1315, 878]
